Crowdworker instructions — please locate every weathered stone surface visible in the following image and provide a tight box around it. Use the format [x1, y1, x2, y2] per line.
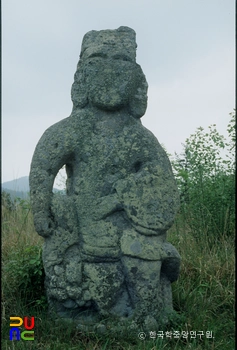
[29, 26, 181, 331]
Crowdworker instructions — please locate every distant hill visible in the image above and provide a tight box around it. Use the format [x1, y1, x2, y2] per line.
[2, 176, 29, 192]
[2, 176, 65, 201]
[2, 176, 29, 200]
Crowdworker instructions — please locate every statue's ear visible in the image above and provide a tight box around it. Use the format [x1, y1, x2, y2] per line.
[71, 64, 88, 109]
[129, 64, 148, 119]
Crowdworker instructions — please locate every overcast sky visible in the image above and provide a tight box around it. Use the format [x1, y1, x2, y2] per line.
[2, 0, 235, 187]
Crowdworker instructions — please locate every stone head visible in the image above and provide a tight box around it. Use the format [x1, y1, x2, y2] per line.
[71, 26, 148, 118]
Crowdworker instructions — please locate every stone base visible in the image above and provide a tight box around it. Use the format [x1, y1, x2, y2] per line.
[49, 303, 178, 335]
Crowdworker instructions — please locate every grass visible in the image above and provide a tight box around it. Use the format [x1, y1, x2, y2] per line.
[1, 196, 235, 349]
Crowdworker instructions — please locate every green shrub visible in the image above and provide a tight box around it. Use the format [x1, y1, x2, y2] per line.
[3, 245, 47, 310]
[2, 191, 15, 211]
[172, 111, 235, 243]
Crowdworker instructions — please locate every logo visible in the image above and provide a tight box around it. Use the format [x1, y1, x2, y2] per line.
[9, 317, 35, 341]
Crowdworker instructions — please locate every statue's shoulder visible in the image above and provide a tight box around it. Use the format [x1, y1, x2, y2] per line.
[35, 115, 80, 153]
[131, 120, 160, 145]
[39, 116, 71, 140]
[40, 110, 87, 141]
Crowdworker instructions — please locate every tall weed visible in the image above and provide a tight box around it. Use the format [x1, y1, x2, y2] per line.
[171, 111, 235, 244]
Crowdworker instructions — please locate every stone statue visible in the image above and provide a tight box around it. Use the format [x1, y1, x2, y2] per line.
[29, 26, 181, 331]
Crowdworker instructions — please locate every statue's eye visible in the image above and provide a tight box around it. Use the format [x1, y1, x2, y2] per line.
[88, 53, 107, 59]
[113, 55, 131, 62]
[86, 53, 106, 66]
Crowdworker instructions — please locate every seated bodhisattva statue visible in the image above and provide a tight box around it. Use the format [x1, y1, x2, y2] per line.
[29, 26, 181, 331]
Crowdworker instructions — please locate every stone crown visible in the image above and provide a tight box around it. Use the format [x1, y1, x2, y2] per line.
[80, 26, 137, 62]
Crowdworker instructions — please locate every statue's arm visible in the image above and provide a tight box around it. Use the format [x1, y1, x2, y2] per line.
[29, 121, 73, 237]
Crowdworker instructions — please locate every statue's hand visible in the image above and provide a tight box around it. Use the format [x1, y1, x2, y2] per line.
[33, 212, 54, 237]
[92, 193, 122, 220]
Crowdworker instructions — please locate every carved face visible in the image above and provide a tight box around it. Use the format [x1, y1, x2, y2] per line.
[83, 51, 135, 111]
